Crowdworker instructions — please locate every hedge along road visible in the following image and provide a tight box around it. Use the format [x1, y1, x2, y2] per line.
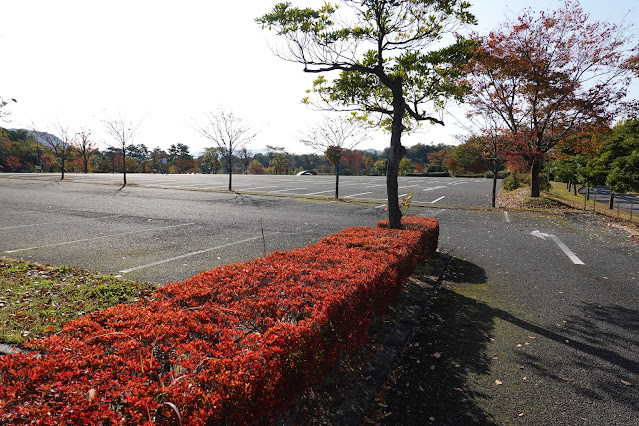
[2, 174, 638, 422]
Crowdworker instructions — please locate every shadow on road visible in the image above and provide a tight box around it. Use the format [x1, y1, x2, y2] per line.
[380, 257, 639, 425]
[379, 258, 498, 425]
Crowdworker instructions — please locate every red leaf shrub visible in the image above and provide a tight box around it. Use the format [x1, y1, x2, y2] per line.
[0, 217, 438, 425]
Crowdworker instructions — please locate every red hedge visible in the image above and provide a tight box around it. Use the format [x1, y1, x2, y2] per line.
[0, 217, 438, 425]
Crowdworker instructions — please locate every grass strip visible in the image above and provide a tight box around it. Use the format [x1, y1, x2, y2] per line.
[0, 256, 157, 345]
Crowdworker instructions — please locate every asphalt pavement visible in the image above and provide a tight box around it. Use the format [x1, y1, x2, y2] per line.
[1, 173, 637, 424]
[376, 208, 639, 425]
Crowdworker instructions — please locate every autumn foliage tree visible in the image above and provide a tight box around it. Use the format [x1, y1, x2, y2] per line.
[465, 0, 639, 197]
[258, 1, 476, 228]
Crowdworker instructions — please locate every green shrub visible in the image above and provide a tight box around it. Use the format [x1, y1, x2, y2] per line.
[502, 171, 522, 191]
[502, 171, 551, 191]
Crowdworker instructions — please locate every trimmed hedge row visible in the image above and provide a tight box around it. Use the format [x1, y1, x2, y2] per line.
[0, 217, 439, 425]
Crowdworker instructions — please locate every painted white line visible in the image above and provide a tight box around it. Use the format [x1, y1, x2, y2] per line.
[420, 209, 445, 217]
[504, 211, 511, 223]
[268, 187, 307, 193]
[4, 223, 195, 254]
[430, 196, 446, 204]
[119, 235, 264, 273]
[398, 193, 408, 198]
[305, 189, 335, 196]
[423, 186, 447, 191]
[0, 215, 120, 231]
[375, 204, 387, 209]
[530, 230, 584, 265]
[238, 186, 279, 191]
[344, 191, 373, 198]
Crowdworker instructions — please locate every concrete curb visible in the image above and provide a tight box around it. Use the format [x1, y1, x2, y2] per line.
[332, 253, 452, 425]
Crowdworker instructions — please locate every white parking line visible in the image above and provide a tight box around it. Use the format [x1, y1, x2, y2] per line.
[4, 223, 195, 254]
[344, 192, 373, 198]
[375, 204, 387, 209]
[119, 235, 265, 273]
[268, 187, 308, 193]
[305, 189, 335, 196]
[423, 186, 447, 191]
[0, 215, 120, 231]
[238, 186, 280, 191]
[430, 196, 446, 204]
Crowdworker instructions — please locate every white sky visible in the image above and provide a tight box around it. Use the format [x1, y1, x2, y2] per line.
[2, 0, 637, 155]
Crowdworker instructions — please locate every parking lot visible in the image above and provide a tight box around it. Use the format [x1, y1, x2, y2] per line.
[2, 173, 492, 283]
[1, 172, 495, 207]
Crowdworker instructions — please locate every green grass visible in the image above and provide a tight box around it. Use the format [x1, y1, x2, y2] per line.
[547, 182, 639, 226]
[0, 257, 157, 345]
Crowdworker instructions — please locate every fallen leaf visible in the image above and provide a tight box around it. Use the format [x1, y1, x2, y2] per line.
[419, 385, 425, 392]
[430, 365, 436, 371]
[522, 377, 527, 381]
[453, 387, 463, 392]
[433, 352, 441, 359]
[429, 417, 435, 422]
[518, 412, 525, 417]
[561, 378, 574, 382]
[621, 380, 632, 386]
[495, 380, 503, 385]
[363, 416, 376, 424]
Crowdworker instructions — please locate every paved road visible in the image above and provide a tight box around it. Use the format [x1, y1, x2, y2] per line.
[376, 209, 639, 425]
[576, 185, 639, 215]
[2, 174, 637, 424]
[1, 172, 496, 207]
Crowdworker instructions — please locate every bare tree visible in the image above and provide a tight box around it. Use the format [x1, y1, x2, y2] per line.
[300, 115, 365, 198]
[195, 108, 256, 191]
[33, 122, 74, 180]
[74, 130, 97, 173]
[103, 114, 141, 186]
[0, 97, 17, 122]
[238, 146, 252, 174]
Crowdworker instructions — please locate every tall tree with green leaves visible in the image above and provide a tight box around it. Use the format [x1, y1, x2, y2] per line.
[581, 119, 639, 208]
[257, 0, 476, 228]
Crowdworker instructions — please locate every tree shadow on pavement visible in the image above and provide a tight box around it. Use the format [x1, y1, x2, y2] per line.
[379, 257, 639, 425]
[379, 258, 499, 425]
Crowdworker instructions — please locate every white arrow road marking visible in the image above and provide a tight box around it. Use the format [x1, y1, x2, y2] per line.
[430, 196, 446, 204]
[530, 230, 585, 265]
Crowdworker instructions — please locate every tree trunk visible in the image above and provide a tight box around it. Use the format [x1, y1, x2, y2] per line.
[609, 192, 614, 209]
[530, 158, 541, 198]
[61, 156, 65, 180]
[386, 87, 406, 229]
[492, 162, 498, 208]
[122, 147, 127, 186]
[228, 158, 233, 191]
[334, 165, 340, 199]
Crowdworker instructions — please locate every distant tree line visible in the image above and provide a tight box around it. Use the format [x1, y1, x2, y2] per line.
[1, 126, 473, 177]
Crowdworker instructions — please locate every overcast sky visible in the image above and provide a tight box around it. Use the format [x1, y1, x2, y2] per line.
[2, 0, 637, 155]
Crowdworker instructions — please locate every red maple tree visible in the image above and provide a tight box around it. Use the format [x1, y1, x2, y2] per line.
[465, 0, 639, 197]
